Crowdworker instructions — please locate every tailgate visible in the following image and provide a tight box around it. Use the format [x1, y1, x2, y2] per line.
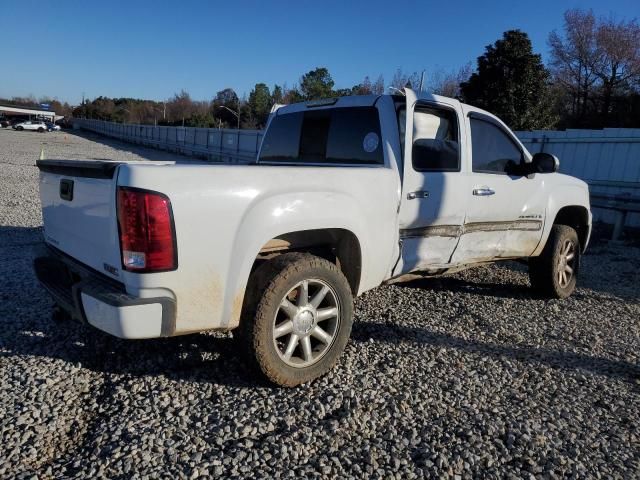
[37, 160, 123, 278]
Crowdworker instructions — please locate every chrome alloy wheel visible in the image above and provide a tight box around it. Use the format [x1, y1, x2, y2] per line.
[557, 239, 576, 288]
[272, 279, 340, 368]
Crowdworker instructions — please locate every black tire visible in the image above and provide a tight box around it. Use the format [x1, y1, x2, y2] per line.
[16, 126, 23, 131]
[529, 225, 580, 298]
[237, 252, 354, 387]
[38, 127, 45, 132]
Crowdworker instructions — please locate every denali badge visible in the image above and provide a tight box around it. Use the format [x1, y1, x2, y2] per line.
[103, 263, 119, 276]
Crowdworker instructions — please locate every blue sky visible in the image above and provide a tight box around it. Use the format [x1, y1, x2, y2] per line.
[3, 0, 638, 105]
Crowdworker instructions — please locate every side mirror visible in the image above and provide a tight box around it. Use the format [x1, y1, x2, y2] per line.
[531, 152, 559, 173]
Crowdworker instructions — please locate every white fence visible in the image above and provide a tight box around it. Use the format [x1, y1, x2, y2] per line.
[74, 119, 263, 163]
[74, 119, 640, 228]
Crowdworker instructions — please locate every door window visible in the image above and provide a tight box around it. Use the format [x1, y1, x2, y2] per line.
[412, 107, 459, 171]
[470, 118, 522, 174]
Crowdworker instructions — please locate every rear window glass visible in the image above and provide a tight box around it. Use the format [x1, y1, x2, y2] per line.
[259, 107, 383, 165]
[259, 112, 303, 162]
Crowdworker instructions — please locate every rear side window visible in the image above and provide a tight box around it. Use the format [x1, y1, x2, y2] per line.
[470, 118, 522, 174]
[259, 107, 383, 165]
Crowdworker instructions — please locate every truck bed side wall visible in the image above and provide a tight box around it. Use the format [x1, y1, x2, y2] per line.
[117, 163, 399, 333]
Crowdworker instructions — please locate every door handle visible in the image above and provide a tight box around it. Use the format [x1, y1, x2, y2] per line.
[407, 190, 429, 200]
[473, 187, 495, 196]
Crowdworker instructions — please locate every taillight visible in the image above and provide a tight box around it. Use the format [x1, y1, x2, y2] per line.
[116, 187, 177, 272]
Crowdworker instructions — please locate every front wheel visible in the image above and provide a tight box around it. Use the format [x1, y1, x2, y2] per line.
[38, 127, 45, 132]
[529, 225, 580, 298]
[238, 252, 354, 387]
[16, 126, 23, 131]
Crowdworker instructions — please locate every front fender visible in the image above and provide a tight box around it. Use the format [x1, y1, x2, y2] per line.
[534, 181, 591, 256]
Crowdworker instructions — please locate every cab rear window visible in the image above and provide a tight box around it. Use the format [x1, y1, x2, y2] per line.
[259, 107, 384, 165]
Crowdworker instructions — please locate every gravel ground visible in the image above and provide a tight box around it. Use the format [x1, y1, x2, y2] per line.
[1, 127, 639, 479]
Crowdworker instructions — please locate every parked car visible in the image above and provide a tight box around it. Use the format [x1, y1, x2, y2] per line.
[0, 119, 10, 128]
[34, 89, 592, 386]
[13, 120, 48, 132]
[45, 122, 61, 132]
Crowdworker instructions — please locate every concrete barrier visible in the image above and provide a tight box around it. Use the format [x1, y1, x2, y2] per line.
[73, 118, 263, 164]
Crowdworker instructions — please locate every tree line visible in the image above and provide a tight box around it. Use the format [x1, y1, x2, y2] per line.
[71, 72, 389, 129]
[5, 8, 638, 131]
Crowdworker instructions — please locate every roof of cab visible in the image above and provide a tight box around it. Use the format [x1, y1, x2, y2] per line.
[272, 88, 501, 125]
[273, 94, 381, 115]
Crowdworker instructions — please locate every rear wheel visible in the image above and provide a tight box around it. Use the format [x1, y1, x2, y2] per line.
[529, 225, 580, 298]
[238, 252, 354, 387]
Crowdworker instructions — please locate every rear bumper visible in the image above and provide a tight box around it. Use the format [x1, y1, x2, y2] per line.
[33, 244, 176, 339]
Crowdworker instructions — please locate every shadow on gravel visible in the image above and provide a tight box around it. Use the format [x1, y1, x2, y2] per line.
[394, 249, 640, 301]
[393, 274, 538, 300]
[351, 321, 640, 385]
[0, 225, 44, 247]
[4, 321, 264, 389]
[0, 226, 264, 389]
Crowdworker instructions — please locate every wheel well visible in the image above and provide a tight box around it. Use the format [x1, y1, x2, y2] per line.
[553, 206, 590, 250]
[255, 229, 362, 295]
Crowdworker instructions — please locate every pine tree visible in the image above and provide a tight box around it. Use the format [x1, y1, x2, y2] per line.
[461, 30, 557, 130]
[299, 68, 335, 100]
[248, 83, 271, 128]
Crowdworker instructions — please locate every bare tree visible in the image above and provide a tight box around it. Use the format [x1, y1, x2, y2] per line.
[427, 63, 472, 97]
[361, 76, 372, 94]
[391, 68, 421, 90]
[548, 9, 601, 122]
[372, 75, 385, 95]
[594, 16, 640, 121]
[548, 9, 640, 125]
[167, 89, 194, 125]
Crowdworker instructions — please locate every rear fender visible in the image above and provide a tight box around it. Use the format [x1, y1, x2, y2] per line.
[221, 191, 368, 329]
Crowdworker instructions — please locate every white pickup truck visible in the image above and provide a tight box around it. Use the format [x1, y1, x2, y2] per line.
[35, 89, 591, 386]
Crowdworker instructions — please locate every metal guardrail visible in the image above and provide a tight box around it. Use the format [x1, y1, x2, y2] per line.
[73, 119, 263, 163]
[590, 190, 640, 241]
[587, 180, 640, 240]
